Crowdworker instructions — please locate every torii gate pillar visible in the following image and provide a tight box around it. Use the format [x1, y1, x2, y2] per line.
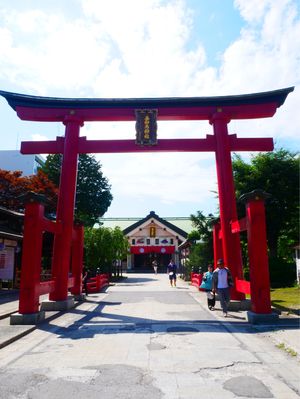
[50, 116, 83, 301]
[212, 220, 223, 268]
[211, 112, 244, 300]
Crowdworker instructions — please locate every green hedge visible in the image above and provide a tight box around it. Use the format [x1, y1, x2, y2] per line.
[269, 257, 296, 288]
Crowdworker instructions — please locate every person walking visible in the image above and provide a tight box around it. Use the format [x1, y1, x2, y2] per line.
[82, 268, 91, 296]
[200, 264, 215, 310]
[212, 259, 233, 317]
[167, 259, 177, 287]
[152, 259, 158, 275]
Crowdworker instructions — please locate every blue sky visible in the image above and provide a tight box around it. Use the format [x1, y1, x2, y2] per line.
[187, 0, 244, 66]
[0, 0, 299, 218]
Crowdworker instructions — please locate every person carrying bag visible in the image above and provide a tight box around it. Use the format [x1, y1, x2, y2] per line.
[200, 264, 215, 310]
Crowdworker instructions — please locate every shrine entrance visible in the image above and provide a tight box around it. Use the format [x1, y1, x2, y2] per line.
[0, 87, 293, 324]
[134, 254, 151, 270]
[133, 254, 170, 271]
[132, 253, 173, 271]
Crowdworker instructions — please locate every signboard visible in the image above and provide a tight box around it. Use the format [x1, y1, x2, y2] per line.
[4, 239, 17, 247]
[135, 109, 158, 146]
[0, 247, 14, 280]
[150, 226, 156, 237]
[130, 245, 175, 254]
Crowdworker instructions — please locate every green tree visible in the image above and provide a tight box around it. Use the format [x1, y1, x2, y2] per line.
[233, 149, 299, 287]
[84, 226, 129, 275]
[187, 149, 298, 287]
[187, 243, 208, 273]
[187, 230, 200, 243]
[112, 226, 129, 263]
[232, 149, 299, 259]
[186, 212, 215, 274]
[41, 154, 113, 226]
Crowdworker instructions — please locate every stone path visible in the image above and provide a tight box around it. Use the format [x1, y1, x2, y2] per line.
[0, 274, 299, 398]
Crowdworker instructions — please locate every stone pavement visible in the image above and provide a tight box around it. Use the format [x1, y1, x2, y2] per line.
[0, 291, 51, 349]
[0, 274, 299, 399]
[0, 289, 19, 318]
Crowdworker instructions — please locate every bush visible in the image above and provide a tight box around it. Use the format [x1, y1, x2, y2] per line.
[269, 257, 296, 288]
[243, 264, 250, 281]
[188, 242, 212, 272]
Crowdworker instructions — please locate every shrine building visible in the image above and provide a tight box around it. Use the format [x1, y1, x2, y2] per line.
[122, 211, 188, 272]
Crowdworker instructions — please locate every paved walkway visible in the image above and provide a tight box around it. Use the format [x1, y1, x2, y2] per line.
[0, 289, 19, 318]
[0, 274, 299, 398]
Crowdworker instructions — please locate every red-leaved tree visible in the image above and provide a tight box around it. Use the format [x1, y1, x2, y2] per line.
[0, 169, 58, 212]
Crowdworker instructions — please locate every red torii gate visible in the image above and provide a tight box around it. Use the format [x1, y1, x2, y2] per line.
[0, 87, 293, 312]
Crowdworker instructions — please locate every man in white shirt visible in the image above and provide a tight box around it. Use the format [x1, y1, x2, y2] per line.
[212, 259, 233, 317]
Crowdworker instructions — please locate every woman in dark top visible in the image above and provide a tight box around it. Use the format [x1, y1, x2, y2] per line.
[167, 260, 177, 287]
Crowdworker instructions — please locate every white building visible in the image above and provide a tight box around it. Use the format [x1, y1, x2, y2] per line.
[0, 150, 44, 176]
[123, 211, 188, 271]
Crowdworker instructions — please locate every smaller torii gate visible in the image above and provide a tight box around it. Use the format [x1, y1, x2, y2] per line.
[213, 189, 275, 322]
[0, 87, 293, 324]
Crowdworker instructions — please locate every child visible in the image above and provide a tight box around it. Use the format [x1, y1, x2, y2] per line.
[200, 264, 215, 310]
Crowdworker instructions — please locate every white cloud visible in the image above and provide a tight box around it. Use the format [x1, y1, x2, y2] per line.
[217, 0, 300, 141]
[98, 152, 217, 205]
[84, 0, 206, 97]
[14, 9, 46, 33]
[220, 1, 300, 93]
[31, 134, 49, 141]
[0, 7, 110, 94]
[234, 0, 271, 23]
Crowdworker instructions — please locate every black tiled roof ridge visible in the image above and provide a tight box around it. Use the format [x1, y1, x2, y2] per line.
[123, 211, 188, 238]
[0, 87, 294, 110]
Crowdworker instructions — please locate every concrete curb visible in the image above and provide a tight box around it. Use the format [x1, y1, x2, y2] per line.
[0, 326, 36, 349]
[0, 299, 83, 349]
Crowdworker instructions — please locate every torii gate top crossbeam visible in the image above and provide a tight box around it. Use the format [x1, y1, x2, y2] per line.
[0, 87, 294, 122]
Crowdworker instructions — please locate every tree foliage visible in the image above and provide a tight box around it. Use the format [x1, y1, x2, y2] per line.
[188, 149, 299, 287]
[84, 226, 129, 275]
[186, 243, 209, 274]
[41, 154, 113, 226]
[233, 149, 299, 260]
[190, 211, 215, 243]
[0, 168, 58, 211]
[187, 230, 200, 243]
[186, 211, 215, 273]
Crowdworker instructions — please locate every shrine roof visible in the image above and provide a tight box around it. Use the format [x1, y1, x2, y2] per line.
[98, 216, 194, 234]
[123, 211, 188, 239]
[0, 87, 294, 122]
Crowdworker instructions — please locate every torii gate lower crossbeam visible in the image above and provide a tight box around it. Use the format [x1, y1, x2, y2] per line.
[20, 135, 273, 154]
[0, 87, 293, 306]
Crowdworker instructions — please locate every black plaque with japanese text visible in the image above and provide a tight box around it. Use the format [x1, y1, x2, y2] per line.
[135, 109, 158, 146]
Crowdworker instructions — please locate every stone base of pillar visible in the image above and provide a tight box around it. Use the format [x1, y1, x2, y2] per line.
[247, 311, 279, 324]
[40, 296, 75, 311]
[227, 299, 251, 311]
[10, 311, 45, 325]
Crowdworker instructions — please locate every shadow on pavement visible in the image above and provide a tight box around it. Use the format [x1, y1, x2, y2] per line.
[118, 277, 158, 283]
[271, 301, 300, 316]
[36, 299, 300, 341]
[0, 290, 19, 305]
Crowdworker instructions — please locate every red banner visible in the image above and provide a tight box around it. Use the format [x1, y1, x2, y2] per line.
[130, 245, 175, 254]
